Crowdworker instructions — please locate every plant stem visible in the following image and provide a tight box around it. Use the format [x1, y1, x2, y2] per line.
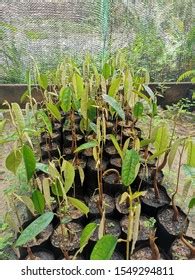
[149, 233, 160, 260]
[153, 158, 160, 199]
[180, 235, 195, 258]
[126, 186, 133, 260]
[172, 140, 185, 221]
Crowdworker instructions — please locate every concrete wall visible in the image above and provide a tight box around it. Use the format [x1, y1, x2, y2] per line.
[0, 82, 194, 109]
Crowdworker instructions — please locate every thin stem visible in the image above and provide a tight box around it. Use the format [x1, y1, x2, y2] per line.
[180, 235, 195, 259]
[172, 140, 186, 221]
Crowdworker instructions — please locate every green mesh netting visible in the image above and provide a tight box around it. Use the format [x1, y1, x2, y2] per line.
[0, 0, 193, 83]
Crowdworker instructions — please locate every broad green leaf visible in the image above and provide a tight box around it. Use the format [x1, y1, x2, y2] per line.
[81, 86, 88, 119]
[124, 69, 133, 101]
[51, 180, 63, 197]
[38, 73, 48, 90]
[102, 63, 112, 80]
[90, 235, 117, 260]
[78, 166, 85, 186]
[148, 148, 167, 161]
[5, 149, 22, 174]
[103, 94, 125, 121]
[89, 122, 97, 133]
[92, 64, 100, 88]
[154, 123, 169, 153]
[38, 111, 53, 135]
[63, 161, 75, 193]
[168, 139, 181, 169]
[32, 190, 45, 214]
[46, 103, 61, 122]
[15, 212, 54, 247]
[68, 197, 89, 216]
[21, 196, 35, 215]
[11, 103, 25, 131]
[187, 139, 195, 167]
[80, 223, 97, 250]
[72, 73, 84, 98]
[36, 162, 49, 174]
[188, 198, 195, 209]
[108, 76, 121, 97]
[49, 161, 60, 179]
[122, 149, 140, 186]
[74, 141, 98, 153]
[133, 102, 144, 119]
[143, 85, 155, 101]
[110, 134, 123, 159]
[59, 87, 72, 113]
[42, 178, 51, 210]
[22, 144, 36, 181]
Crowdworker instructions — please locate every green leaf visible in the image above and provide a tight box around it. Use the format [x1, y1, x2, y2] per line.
[187, 139, 195, 167]
[72, 73, 84, 98]
[90, 235, 117, 260]
[168, 139, 181, 169]
[68, 197, 89, 216]
[38, 73, 48, 90]
[46, 103, 61, 122]
[103, 94, 125, 121]
[63, 161, 75, 193]
[108, 76, 121, 97]
[154, 123, 169, 153]
[51, 180, 64, 197]
[11, 103, 25, 131]
[32, 190, 45, 214]
[37, 111, 52, 135]
[122, 149, 140, 186]
[80, 223, 97, 250]
[110, 134, 123, 159]
[102, 63, 112, 80]
[78, 166, 85, 186]
[133, 102, 144, 119]
[42, 178, 51, 210]
[143, 85, 155, 101]
[81, 86, 88, 119]
[59, 87, 72, 113]
[21, 196, 35, 215]
[5, 149, 22, 174]
[22, 144, 36, 181]
[15, 212, 54, 247]
[188, 198, 195, 209]
[36, 162, 49, 174]
[74, 141, 98, 153]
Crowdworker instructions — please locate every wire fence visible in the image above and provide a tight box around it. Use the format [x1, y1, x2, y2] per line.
[0, 0, 193, 83]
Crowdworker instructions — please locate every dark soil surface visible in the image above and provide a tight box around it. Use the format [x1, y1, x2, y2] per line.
[51, 222, 83, 251]
[171, 238, 195, 260]
[90, 218, 121, 242]
[131, 247, 166, 260]
[86, 194, 115, 215]
[158, 207, 188, 236]
[120, 215, 155, 241]
[141, 187, 170, 207]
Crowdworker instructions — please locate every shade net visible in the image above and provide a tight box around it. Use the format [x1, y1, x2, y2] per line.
[0, 0, 193, 83]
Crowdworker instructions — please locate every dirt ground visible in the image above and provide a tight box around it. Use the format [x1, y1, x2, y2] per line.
[0, 109, 195, 239]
